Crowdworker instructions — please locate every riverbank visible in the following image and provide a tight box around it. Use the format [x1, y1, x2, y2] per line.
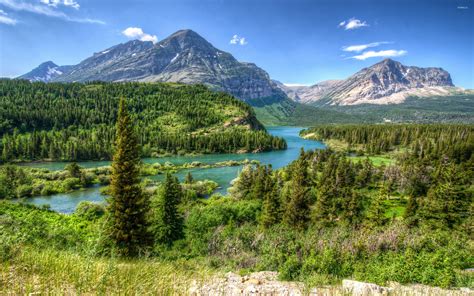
[0, 159, 257, 200]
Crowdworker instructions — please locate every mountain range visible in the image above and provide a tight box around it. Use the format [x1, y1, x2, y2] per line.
[283, 58, 467, 106]
[19, 29, 472, 124]
[20, 29, 286, 106]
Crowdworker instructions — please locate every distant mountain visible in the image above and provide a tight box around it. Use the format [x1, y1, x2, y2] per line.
[19, 61, 72, 82]
[279, 59, 462, 106]
[20, 30, 287, 105]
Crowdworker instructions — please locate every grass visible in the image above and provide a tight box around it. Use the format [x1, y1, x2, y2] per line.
[350, 155, 395, 166]
[383, 197, 407, 218]
[0, 247, 213, 294]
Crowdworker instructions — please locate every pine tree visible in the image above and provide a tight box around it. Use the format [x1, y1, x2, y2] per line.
[312, 183, 335, 227]
[106, 98, 151, 257]
[151, 173, 184, 245]
[420, 164, 471, 229]
[283, 158, 310, 229]
[259, 176, 281, 228]
[404, 195, 419, 227]
[341, 189, 363, 225]
[229, 165, 254, 200]
[366, 185, 388, 227]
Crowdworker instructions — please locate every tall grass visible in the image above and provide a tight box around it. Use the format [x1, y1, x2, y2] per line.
[0, 247, 212, 294]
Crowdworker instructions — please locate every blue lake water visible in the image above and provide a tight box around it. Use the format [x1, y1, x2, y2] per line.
[20, 127, 324, 213]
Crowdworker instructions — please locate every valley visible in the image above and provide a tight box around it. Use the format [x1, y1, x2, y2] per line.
[1, 2, 473, 292]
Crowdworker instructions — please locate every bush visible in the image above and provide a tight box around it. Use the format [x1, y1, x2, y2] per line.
[16, 184, 33, 198]
[75, 201, 105, 221]
[279, 255, 301, 280]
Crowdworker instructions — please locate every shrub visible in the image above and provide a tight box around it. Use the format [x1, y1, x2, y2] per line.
[75, 201, 106, 221]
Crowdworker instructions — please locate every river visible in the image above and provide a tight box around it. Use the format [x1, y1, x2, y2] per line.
[20, 127, 325, 213]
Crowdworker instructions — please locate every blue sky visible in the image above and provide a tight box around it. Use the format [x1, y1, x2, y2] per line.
[0, 0, 473, 88]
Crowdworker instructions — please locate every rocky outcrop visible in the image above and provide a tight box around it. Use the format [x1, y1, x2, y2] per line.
[20, 30, 287, 105]
[189, 272, 473, 296]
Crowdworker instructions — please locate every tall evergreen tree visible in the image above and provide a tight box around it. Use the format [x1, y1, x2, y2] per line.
[420, 164, 471, 229]
[283, 158, 310, 229]
[106, 98, 151, 257]
[150, 173, 184, 245]
[312, 183, 336, 227]
[259, 175, 281, 228]
[366, 185, 389, 227]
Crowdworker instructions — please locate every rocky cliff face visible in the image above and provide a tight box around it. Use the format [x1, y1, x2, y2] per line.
[21, 30, 286, 105]
[279, 59, 456, 106]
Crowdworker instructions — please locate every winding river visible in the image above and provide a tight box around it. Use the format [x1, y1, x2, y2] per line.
[21, 127, 325, 213]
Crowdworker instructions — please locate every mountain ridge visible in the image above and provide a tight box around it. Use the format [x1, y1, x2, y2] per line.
[278, 58, 463, 106]
[19, 29, 287, 106]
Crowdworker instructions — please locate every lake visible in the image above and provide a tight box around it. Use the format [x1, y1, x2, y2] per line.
[20, 127, 325, 213]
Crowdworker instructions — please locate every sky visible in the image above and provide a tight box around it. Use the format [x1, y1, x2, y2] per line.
[0, 0, 473, 88]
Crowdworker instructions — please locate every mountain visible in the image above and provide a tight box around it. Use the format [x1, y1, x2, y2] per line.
[287, 80, 342, 104]
[21, 30, 287, 105]
[18, 61, 72, 82]
[281, 59, 461, 106]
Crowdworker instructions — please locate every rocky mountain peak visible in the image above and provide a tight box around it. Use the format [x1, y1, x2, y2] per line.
[279, 59, 456, 106]
[38, 61, 58, 68]
[162, 29, 210, 48]
[19, 61, 69, 82]
[19, 29, 286, 105]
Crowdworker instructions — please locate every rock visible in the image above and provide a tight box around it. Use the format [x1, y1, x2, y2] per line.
[342, 280, 390, 296]
[189, 273, 473, 296]
[245, 278, 261, 285]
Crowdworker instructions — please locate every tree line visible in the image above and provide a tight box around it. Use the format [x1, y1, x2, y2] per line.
[302, 124, 473, 162]
[0, 80, 286, 162]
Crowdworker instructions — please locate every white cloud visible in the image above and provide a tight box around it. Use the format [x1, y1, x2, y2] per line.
[0, 8, 16, 24]
[122, 27, 158, 44]
[0, 0, 104, 23]
[342, 41, 391, 52]
[40, 0, 79, 10]
[230, 34, 247, 45]
[350, 49, 407, 60]
[338, 18, 368, 30]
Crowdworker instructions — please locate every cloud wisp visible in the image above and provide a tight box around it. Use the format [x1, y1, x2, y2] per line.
[350, 49, 407, 60]
[0, 0, 105, 24]
[0, 8, 17, 25]
[342, 41, 392, 53]
[122, 27, 158, 44]
[338, 18, 368, 30]
[40, 0, 79, 10]
[230, 34, 247, 45]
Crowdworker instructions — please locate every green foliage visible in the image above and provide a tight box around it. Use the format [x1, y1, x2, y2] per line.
[184, 197, 261, 256]
[65, 162, 82, 178]
[0, 80, 286, 162]
[302, 124, 473, 163]
[75, 201, 105, 221]
[283, 154, 311, 229]
[150, 173, 184, 246]
[1, 123, 473, 290]
[106, 98, 151, 257]
[365, 186, 389, 227]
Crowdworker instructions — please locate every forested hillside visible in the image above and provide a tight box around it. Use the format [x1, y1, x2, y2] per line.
[0, 80, 286, 161]
[301, 124, 474, 156]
